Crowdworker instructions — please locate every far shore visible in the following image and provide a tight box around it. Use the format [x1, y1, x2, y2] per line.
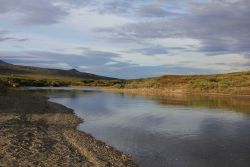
[102, 87, 250, 97]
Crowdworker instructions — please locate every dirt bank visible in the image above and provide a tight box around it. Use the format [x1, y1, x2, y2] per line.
[0, 92, 138, 167]
[102, 88, 250, 97]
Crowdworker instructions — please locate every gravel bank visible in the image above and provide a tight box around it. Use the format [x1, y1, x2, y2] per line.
[0, 92, 138, 167]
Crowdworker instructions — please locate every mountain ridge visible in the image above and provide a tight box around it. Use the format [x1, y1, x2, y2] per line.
[0, 60, 11, 65]
[0, 60, 117, 81]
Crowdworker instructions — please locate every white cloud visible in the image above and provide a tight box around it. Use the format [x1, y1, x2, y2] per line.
[32, 62, 72, 69]
[0, 0, 249, 78]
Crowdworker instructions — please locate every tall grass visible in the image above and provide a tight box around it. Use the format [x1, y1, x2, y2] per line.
[112, 71, 250, 95]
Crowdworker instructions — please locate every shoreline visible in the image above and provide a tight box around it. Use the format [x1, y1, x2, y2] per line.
[102, 88, 250, 97]
[0, 91, 138, 166]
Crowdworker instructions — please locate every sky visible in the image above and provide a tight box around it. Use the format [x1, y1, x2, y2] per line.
[0, 0, 250, 79]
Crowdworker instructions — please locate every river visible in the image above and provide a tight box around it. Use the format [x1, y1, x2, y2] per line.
[25, 87, 250, 167]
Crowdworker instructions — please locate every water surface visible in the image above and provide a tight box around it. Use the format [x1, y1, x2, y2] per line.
[25, 87, 250, 167]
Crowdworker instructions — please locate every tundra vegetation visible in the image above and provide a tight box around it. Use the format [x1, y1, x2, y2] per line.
[0, 61, 250, 95]
[110, 71, 250, 95]
[0, 62, 119, 87]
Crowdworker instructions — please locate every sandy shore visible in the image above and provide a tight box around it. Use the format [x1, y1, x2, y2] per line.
[0, 92, 138, 167]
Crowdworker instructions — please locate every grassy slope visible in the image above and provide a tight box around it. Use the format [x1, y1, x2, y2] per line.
[1, 60, 249, 95]
[115, 71, 250, 95]
[0, 63, 119, 87]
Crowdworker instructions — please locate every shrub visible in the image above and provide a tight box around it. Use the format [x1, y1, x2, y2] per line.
[188, 78, 219, 91]
[82, 79, 95, 84]
[113, 83, 124, 88]
[208, 77, 219, 82]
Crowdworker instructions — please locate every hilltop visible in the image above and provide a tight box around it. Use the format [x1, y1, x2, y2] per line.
[0, 60, 119, 87]
[0, 60, 11, 65]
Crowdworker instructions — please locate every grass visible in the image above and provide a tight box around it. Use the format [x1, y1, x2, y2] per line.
[1, 62, 250, 95]
[0, 74, 124, 88]
[2, 70, 250, 95]
[0, 63, 119, 87]
[110, 71, 250, 95]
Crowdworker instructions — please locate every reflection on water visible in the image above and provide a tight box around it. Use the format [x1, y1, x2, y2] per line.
[26, 88, 250, 167]
[146, 94, 250, 114]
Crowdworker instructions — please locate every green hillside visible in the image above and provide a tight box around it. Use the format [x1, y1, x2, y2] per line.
[0, 60, 119, 87]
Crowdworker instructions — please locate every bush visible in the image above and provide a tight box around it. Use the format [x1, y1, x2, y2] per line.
[188, 78, 219, 91]
[82, 79, 95, 84]
[4, 77, 70, 87]
[113, 83, 124, 88]
[208, 77, 219, 82]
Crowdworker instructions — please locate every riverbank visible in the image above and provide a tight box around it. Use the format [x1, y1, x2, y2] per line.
[103, 87, 250, 97]
[0, 91, 138, 166]
[108, 71, 250, 96]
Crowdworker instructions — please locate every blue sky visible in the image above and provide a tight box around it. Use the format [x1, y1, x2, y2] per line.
[0, 0, 250, 79]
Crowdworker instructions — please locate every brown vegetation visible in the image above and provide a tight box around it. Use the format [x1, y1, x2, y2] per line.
[109, 71, 250, 95]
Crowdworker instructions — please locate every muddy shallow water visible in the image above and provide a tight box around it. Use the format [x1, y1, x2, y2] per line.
[26, 87, 250, 167]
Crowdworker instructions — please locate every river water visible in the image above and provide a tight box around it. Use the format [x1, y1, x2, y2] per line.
[26, 87, 250, 167]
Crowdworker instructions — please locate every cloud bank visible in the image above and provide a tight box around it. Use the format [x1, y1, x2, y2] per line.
[0, 0, 249, 78]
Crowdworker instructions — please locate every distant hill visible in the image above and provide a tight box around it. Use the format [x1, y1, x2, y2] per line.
[0, 60, 11, 65]
[0, 61, 116, 80]
[0, 60, 119, 87]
